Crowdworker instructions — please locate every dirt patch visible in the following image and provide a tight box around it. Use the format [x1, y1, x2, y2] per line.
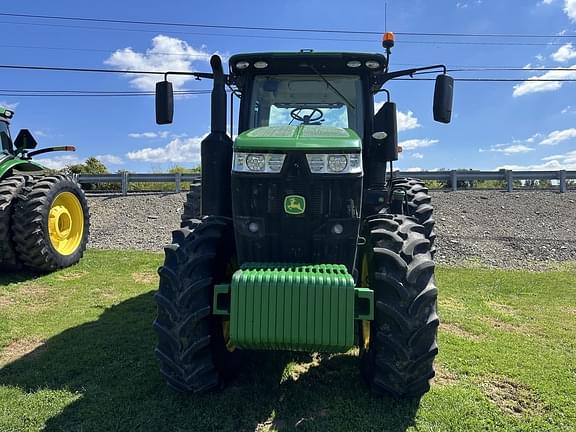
[438, 297, 466, 312]
[0, 337, 46, 365]
[0, 295, 15, 308]
[433, 365, 459, 386]
[481, 376, 545, 416]
[481, 317, 521, 333]
[131, 272, 158, 284]
[487, 302, 517, 317]
[55, 271, 88, 281]
[441, 322, 483, 341]
[16, 283, 50, 297]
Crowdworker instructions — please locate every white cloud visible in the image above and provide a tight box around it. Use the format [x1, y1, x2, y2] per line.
[512, 65, 576, 96]
[412, 152, 424, 159]
[105, 35, 214, 91]
[374, 103, 421, 132]
[498, 150, 576, 170]
[34, 155, 82, 170]
[551, 43, 576, 62]
[404, 167, 423, 172]
[539, 128, 576, 145]
[128, 131, 172, 139]
[565, 0, 576, 21]
[0, 101, 19, 110]
[399, 139, 439, 150]
[126, 135, 205, 164]
[95, 154, 124, 165]
[488, 144, 535, 154]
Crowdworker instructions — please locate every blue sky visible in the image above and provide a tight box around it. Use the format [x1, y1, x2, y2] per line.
[2, 0, 576, 172]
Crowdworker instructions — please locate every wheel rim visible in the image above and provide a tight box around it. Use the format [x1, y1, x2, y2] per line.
[361, 255, 371, 350]
[48, 192, 84, 256]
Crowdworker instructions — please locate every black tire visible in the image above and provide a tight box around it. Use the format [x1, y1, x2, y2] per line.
[390, 177, 436, 254]
[12, 175, 90, 272]
[180, 184, 201, 229]
[360, 214, 439, 398]
[154, 216, 240, 393]
[0, 175, 30, 270]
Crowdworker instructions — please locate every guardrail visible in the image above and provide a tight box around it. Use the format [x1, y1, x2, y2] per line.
[77, 170, 576, 195]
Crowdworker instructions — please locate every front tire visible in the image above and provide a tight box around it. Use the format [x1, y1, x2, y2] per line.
[12, 175, 90, 272]
[360, 214, 439, 398]
[154, 216, 240, 393]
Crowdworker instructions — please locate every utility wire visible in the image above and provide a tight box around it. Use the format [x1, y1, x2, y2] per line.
[0, 20, 572, 48]
[1, 11, 575, 39]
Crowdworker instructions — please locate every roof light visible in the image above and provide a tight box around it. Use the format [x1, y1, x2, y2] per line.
[254, 61, 269, 69]
[346, 60, 362, 68]
[365, 60, 381, 69]
[383, 32, 395, 49]
[235, 61, 250, 70]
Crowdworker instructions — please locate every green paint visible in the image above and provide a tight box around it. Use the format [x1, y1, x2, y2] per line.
[284, 195, 305, 215]
[0, 158, 46, 179]
[218, 264, 373, 352]
[234, 125, 362, 151]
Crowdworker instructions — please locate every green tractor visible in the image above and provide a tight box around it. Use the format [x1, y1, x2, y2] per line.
[153, 33, 453, 398]
[0, 106, 90, 272]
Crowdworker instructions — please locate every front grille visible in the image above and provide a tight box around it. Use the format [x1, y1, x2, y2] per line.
[232, 155, 362, 272]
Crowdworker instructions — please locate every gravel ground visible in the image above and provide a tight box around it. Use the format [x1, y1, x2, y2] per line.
[87, 190, 576, 269]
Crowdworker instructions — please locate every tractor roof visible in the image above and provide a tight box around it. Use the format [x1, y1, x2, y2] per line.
[229, 52, 387, 77]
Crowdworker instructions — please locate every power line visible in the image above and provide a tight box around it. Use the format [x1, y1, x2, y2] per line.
[1, 11, 575, 39]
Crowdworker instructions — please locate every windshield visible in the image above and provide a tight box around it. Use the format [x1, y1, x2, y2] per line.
[249, 75, 364, 136]
[0, 121, 11, 153]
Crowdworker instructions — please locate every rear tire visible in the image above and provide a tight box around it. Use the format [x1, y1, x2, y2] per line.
[180, 184, 201, 229]
[360, 214, 439, 398]
[154, 216, 240, 393]
[0, 175, 29, 270]
[390, 177, 436, 255]
[12, 175, 90, 272]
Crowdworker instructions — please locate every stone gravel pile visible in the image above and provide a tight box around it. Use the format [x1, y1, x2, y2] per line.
[87, 190, 576, 269]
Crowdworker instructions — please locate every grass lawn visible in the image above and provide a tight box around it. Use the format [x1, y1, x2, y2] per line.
[0, 250, 575, 432]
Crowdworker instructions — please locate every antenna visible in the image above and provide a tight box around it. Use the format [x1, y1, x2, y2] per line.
[385, 1, 388, 33]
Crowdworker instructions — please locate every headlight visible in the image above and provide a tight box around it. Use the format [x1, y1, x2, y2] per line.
[305, 153, 362, 174]
[233, 152, 286, 173]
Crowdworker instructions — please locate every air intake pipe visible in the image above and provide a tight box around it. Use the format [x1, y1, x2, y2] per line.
[201, 55, 233, 217]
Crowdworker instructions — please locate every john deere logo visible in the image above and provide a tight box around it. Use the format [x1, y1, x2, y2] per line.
[284, 195, 306, 215]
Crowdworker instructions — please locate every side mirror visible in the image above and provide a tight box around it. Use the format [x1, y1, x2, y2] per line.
[156, 80, 174, 125]
[433, 74, 454, 124]
[372, 101, 398, 161]
[1, 131, 13, 152]
[14, 129, 38, 151]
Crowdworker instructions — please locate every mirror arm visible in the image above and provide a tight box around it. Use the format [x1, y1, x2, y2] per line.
[162, 71, 219, 81]
[27, 146, 76, 158]
[372, 64, 447, 92]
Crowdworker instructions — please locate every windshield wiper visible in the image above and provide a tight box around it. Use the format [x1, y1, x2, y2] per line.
[308, 64, 356, 110]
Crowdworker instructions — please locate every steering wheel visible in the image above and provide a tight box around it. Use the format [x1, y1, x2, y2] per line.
[290, 108, 324, 125]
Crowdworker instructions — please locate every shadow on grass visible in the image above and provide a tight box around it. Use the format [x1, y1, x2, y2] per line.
[0, 292, 420, 431]
[0, 269, 43, 286]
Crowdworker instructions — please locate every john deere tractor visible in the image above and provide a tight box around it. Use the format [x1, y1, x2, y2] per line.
[0, 106, 90, 272]
[153, 33, 453, 398]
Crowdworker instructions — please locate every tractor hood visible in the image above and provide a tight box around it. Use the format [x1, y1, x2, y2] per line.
[234, 125, 361, 152]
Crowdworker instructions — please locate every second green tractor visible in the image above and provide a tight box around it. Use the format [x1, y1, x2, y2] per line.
[153, 33, 453, 398]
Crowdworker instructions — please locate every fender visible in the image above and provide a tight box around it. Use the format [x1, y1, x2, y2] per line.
[0, 158, 46, 179]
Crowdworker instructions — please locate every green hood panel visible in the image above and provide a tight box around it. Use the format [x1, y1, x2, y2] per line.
[0, 157, 46, 179]
[235, 125, 362, 151]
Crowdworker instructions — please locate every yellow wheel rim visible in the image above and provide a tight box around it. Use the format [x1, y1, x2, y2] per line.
[361, 255, 371, 351]
[48, 192, 84, 256]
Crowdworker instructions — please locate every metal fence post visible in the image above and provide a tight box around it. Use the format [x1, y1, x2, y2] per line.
[122, 172, 128, 196]
[451, 170, 458, 192]
[559, 170, 567, 193]
[506, 170, 513, 192]
[175, 173, 182, 193]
